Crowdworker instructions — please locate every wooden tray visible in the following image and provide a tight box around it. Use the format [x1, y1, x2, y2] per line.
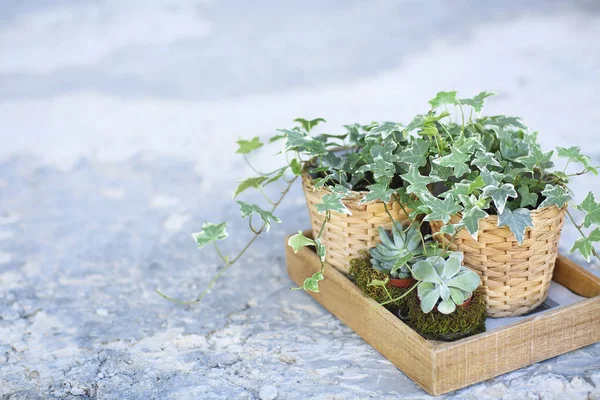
[286, 231, 600, 396]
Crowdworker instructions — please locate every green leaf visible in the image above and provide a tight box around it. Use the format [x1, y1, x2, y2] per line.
[315, 192, 351, 215]
[518, 186, 538, 208]
[269, 133, 285, 143]
[458, 91, 496, 113]
[191, 222, 228, 249]
[538, 184, 571, 209]
[401, 166, 441, 196]
[294, 117, 326, 132]
[359, 180, 396, 204]
[497, 208, 534, 244]
[422, 194, 463, 224]
[556, 146, 597, 174]
[396, 139, 429, 167]
[482, 183, 517, 213]
[576, 192, 600, 228]
[288, 231, 316, 253]
[461, 206, 488, 239]
[368, 121, 404, 139]
[570, 237, 593, 262]
[468, 176, 486, 194]
[429, 91, 457, 109]
[302, 271, 324, 292]
[516, 146, 554, 171]
[281, 129, 327, 155]
[357, 157, 396, 180]
[290, 158, 302, 175]
[236, 137, 264, 154]
[472, 151, 501, 170]
[432, 148, 471, 178]
[480, 167, 503, 187]
[237, 201, 282, 232]
[590, 228, 600, 242]
[233, 176, 267, 198]
[437, 299, 456, 314]
[314, 237, 326, 262]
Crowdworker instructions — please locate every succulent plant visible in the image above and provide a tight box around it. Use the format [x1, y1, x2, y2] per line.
[411, 252, 480, 314]
[370, 224, 423, 278]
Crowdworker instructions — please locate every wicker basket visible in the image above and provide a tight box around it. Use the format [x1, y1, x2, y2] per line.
[429, 205, 566, 318]
[302, 170, 411, 274]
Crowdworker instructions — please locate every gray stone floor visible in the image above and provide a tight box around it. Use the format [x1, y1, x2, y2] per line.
[1, 1, 600, 399]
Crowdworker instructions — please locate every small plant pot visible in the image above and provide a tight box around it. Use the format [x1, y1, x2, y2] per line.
[429, 205, 566, 318]
[389, 277, 417, 288]
[419, 294, 473, 311]
[348, 251, 412, 315]
[407, 290, 486, 342]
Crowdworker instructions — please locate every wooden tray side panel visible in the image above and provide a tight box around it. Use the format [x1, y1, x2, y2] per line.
[553, 255, 600, 297]
[286, 242, 436, 394]
[432, 297, 600, 395]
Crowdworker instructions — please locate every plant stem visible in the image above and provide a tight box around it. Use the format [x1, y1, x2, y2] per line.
[566, 209, 600, 261]
[156, 175, 300, 305]
[377, 282, 418, 306]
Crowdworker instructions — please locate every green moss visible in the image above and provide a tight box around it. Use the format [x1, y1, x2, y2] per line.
[348, 251, 412, 315]
[406, 289, 486, 341]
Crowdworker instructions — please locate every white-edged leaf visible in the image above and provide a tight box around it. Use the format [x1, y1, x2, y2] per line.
[497, 207, 534, 244]
[191, 222, 228, 249]
[288, 231, 316, 253]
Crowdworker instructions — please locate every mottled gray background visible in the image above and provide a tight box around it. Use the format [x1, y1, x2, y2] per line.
[1, 1, 600, 399]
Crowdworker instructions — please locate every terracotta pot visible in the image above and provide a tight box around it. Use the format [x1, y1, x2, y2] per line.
[417, 294, 473, 311]
[389, 277, 417, 288]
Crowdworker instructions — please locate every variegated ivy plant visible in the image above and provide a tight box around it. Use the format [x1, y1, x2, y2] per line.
[158, 91, 600, 304]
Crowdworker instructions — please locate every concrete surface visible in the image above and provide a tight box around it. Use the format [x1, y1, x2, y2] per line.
[1, 1, 600, 399]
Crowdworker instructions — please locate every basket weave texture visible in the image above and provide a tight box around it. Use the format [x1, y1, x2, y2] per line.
[302, 171, 410, 274]
[429, 205, 566, 318]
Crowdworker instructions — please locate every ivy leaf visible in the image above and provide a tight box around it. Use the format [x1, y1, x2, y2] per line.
[401, 166, 441, 195]
[357, 157, 395, 180]
[359, 180, 396, 204]
[472, 151, 501, 170]
[290, 158, 302, 175]
[432, 148, 471, 178]
[404, 115, 425, 134]
[469, 175, 486, 194]
[396, 139, 429, 167]
[518, 186, 538, 208]
[538, 184, 571, 209]
[482, 183, 517, 213]
[480, 167, 503, 187]
[269, 133, 285, 143]
[430, 162, 454, 181]
[590, 228, 600, 242]
[302, 271, 324, 292]
[570, 237, 594, 262]
[458, 91, 496, 113]
[429, 91, 457, 109]
[557, 146, 598, 175]
[294, 117, 326, 132]
[288, 230, 316, 253]
[498, 208, 534, 244]
[237, 201, 282, 232]
[368, 277, 390, 287]
[236, 137, 264, 154]
[316, 193, 351, 215]
[516, 146, 554, 171]
[576, 192, 600, 228]
[191, 222, 228, 249]
[233, 177, 267, 198]
[315, 238, 326, 262]
[461, 206, 488, 239]
[368, 121, 404, 139]
[281, 129, 327, 156]
[422, 194, 463, 224]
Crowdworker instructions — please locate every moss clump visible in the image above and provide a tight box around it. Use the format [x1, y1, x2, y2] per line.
[348, 250, 412, 315]
[406, 289, 486, 341]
